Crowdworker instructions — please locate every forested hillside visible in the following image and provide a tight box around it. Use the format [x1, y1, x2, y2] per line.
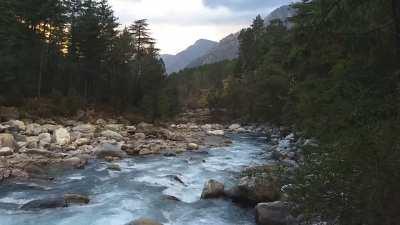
[0, 0, 176, 120]
[170, 0, 400, 224]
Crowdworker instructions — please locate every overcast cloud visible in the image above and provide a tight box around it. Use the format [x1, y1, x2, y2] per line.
[109, 0, 294, 54]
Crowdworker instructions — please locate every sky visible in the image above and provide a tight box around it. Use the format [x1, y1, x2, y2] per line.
[109, 0, 294, 55]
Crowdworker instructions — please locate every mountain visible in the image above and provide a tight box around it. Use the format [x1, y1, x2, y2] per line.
[186, 33, 240, 69]
[186, 5, 296, 69]
[161, 39, 218, 74]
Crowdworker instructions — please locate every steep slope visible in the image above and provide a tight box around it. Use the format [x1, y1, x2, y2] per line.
[161, 39, 218, 74]
[186, 5, 296, 69]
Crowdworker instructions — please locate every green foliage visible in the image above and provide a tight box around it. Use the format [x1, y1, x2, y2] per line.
[0, 0, 175, 119]
[168, 1, 400, 224]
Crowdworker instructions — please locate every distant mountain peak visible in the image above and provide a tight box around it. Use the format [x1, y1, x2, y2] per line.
[161, 39, 218, 74]
[185, 5, 296, 70]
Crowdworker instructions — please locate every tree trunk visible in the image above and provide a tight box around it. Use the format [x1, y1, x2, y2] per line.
[393, 0, 400, 56]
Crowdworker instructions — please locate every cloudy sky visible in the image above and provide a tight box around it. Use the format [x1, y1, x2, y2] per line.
[109, 0, 294, 55]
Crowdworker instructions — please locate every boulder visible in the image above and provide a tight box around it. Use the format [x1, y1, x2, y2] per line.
[26, 123, 43, 136]
[21, 194, 90, 210]
[126, 218, 163, 225]
[38, 133, 52, 147]
[207, 130, 225, 136]
[187, 143, 199, 150]
[63, 194, 90, 205]
[54, 128, 71, 146]
[201, 179, 225, 199]
[227, 175, 281, 205]
[94, 143, 127, 159]
[5, 120, 25, 131]
[20, 198, 67, 210]
[101, 130, 123, 141]
[255, 201, 295, 225]
[0, 133, 16, 149]
[107, 163, 121, 171]
[0, 147, 13, 156]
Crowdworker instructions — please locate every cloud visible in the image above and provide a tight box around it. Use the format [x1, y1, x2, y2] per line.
[109, 0, 291, 54]
[202, 0, 293, 11]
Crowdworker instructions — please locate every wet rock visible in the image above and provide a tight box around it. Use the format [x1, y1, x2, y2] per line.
[21, 198, 67, 210]
[0, 147, 13, 156]
[5, 120, 25, 131]
[207, 130, 225, 136]
[228, 175, 281, 205]
[0, 133, 16, 149]
[21, 194, 90, 210]
[54, 128, 71, 146]
[63, 194, 90, 205]
[101, 130, 123, 141]
[107, 163, 121, 171]
[255, 201, 295, 225]
[26, 123, 43, 136]
[95, 143, 127, 159]
[163, 152, 177, 157]
[126, 218, 163, 225]
[166, 175, 186, 185]
[63, 157, 88, 169]
[187, 143, 199, 150]
[201, 179, 225, 199]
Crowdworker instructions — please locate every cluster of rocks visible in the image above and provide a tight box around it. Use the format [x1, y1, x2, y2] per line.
[200, 165, 298, 225]
[0, 116, 244, 182]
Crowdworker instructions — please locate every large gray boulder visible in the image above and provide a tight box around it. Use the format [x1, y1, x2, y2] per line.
[201, 179, 225, 199]
[255, 201, 295, 225]
[226, 174, 281, 205]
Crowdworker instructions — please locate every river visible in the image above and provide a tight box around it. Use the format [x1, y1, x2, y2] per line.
[0, 134, 272, 225]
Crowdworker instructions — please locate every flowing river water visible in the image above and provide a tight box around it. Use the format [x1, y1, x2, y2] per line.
[0, 134, 272, 225]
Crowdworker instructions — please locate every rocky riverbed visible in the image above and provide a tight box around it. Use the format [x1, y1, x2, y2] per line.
[0, 111, 313, 225]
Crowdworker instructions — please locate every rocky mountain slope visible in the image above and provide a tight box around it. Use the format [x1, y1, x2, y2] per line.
[186, 5, 296, 69]
[161, 39, 218, 74]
